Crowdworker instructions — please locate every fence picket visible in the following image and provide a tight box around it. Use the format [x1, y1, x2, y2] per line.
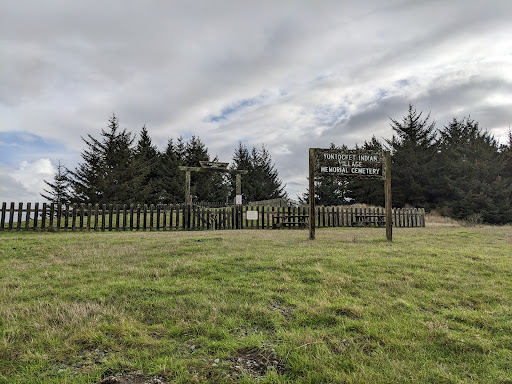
[25, 203, 31, 230]
[1, 202, 6, 230]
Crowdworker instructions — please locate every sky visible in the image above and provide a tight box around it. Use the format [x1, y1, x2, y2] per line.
[1, 0, 512, 202]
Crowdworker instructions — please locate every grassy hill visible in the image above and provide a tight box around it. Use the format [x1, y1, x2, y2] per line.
[1, 226, 511, 383]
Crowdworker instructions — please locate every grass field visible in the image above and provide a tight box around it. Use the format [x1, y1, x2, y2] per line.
[1, 226, 511, 383]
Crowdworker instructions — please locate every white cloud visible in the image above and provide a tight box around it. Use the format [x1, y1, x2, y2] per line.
[0, 159, 55, 203]
[1, 0, 512, 197]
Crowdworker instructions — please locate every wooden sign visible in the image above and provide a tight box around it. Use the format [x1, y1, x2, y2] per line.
[314, 149, 384, 179]
[200, 161, 229, 169]
[309, 148, 392, 242]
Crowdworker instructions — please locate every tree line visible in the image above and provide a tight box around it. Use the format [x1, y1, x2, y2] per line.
[43, 106, 512, 224]
[42, 114, 287, 207]
[303, 104, 512, 224]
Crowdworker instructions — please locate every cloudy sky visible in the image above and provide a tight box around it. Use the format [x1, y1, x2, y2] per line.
[1, 0, 512, 202]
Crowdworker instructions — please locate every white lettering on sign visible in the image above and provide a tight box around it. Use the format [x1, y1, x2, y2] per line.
[322, 153, 379, 162]
[315, 149, 384, 179]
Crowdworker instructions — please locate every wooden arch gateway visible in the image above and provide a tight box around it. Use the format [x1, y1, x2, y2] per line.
[178, 161, 248, 206]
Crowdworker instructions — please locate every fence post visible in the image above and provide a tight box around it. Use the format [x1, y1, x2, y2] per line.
[0, 202, 6, 231]
[33, 202, 39, 230]
[16, 202, 23, 231]
[25, 202, 31, 230]
[48, 203, 55, 231]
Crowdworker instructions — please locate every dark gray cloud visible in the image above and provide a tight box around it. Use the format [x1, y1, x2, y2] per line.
[1, 0, 512, 200]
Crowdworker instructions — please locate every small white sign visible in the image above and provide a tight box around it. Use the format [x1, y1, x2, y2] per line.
[246, 211, 258, 220]
[235, 195, 242, 205]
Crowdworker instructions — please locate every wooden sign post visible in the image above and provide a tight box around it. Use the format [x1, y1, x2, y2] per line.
[309, 148, 392, 241]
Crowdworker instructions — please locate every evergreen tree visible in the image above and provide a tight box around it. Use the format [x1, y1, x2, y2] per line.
[229, 142, 253, 203]
[436, 117, 512, 223]
[133, 125, 160, 204]
[41, 160, 71, 205]
[251, 145, 287, 201]
[230, 142, 286, 203]
[67, 133, 104, 204]
[386, 104, 438, 208]
[68, 114, 142, 204]
[160, 139, 184, 203]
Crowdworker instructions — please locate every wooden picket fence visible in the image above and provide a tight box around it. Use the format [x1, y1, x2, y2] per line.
[0, 202, 425, 232]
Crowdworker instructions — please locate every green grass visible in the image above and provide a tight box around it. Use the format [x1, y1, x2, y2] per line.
[0, 227, 511, 383]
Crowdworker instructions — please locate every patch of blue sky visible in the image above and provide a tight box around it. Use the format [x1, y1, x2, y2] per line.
[377, 89, 390, 100]
[206, 93, 269, 123]
[0, 131, 65, 165]
[314, 105, 349, 126]
[396, 79, 410, 87]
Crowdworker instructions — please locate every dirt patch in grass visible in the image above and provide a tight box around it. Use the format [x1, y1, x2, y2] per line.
[99, 370, 166, 384]
[228, 347, 287, 378]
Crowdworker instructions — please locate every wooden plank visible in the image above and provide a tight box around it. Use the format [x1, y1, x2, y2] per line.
[41, 203, 47, 230]
[33, 202, 39, 230]
[116, 204, 121, 231]
[129, 204, 134, 231]
[72, 204, 77, 231]
[56, 204, 62, 230]
[48, 203, 55, 230]
[93, 204, 99, 231]
[156, 205, 160, 231]
[162, 205, 167, 230]
[0, 202, 6, 230]
[25, 202, 31, 230]
[63, 204, 69, 229]
[80, 204, 85, 230]
[86, 204, 92, 230]
[100, 204, 106, 231]
[135, 205, 140, 231]
[16, 202, 23, 231]
[108, 204, 113, 231]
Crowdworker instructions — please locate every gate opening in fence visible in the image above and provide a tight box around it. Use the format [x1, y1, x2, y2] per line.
[178, 161, 248, 228]
[309, 148, 392, 241]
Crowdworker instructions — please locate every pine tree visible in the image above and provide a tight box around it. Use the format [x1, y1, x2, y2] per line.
[160, 139, 184, 203]
[386, 104, 438, 208]
[133, 125, 160, 204]
[436, 117, 512, 223]
[68, 114, 142, 204]
[67, 133, 104, 204]
[230, 142, 286, 203]
[41, 160, 71, 205]
[251, 145, 287, 201]
[229, 142, 253, 203]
